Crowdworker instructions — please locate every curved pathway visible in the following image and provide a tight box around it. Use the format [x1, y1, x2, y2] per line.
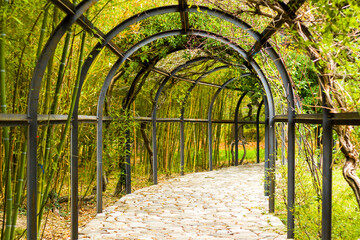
[80, 163, 287, 239]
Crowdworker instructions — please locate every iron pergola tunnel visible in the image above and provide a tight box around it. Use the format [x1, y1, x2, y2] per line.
[1, 0, 360, 240]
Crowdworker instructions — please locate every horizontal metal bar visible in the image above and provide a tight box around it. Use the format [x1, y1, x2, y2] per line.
[274, 114, 322, 124]
[3, 112, 360, 126]
[0, 114, 264, 126]
[274, 112, 360, 125]
[0, 114, 111, 126]
[134, 117, 264, 124]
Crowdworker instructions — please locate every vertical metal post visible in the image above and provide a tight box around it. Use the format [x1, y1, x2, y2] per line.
[152, 111, 158, 184]
[71, 116, 79, 240]
[287, 109, 295, 239]
[125, 130, 131, 194]
[256, 100, 264, 164]
[96, 118, 103, 213]
[322, 93, 332, 240]
[274, 126, 278, 161]
[234, 92, 248, 166]
[268, 115, 275, 212]
[264, 99, 270, 196]
[208, 116, 213, 171]
[180, 118, 185, 175]
[281, 122, 285, 165]
[234, 113, 239, 166]
[27, 121, 38, 240]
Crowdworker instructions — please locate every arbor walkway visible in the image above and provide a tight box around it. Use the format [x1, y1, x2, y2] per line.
[79, 163, 287, 239]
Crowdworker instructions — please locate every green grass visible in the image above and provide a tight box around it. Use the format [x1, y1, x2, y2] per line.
[276, 163, 360, 239]
[218, 148, 265, 164]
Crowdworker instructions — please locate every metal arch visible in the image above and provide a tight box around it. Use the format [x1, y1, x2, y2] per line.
[121, 49, 211, 194]
[31, 2, 284, 228]
[96, 30, 181, 212]
[120, 51, 234, 185]
[234, 92, 268, 167]
[207, 74, 252, 171]
[68, 2, 284, 217]
[95, 29, 276, 212]
[179, 65, 230, 176]
[68, 6, 279, 213]
[187, 5, 295, 221]
[75, 4, 285, 121]
[26, 1, 97, 239]
[151, 57, 214, 184]
[234, 91, 251, 166]
[20, 2, 316, 237]
[256, 100, 265, 164]
[70, 4, 291, 181]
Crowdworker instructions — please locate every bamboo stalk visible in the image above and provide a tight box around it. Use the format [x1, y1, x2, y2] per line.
[40, 30, 73, 199]
[9, 129, 27, 240]
[38, 30, 87, 228]
[0, 2, 12, 238]
[37, 6, 59, 233]
[36, 6, 49, 59]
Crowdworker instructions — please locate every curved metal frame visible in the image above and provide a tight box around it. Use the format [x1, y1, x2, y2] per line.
[234, 91, 268, 167]
[151, 57, 214, 184]
[26, 4, 297, 239]
[120, 50, 231, 192]
[66, 4, 280, 213]
[96, 29, 277, 212]
[207, 74, 252, 170]
[26, 1, 97, 239]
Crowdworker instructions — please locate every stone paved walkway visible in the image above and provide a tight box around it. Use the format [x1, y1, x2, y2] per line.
[80, 163, 287, 239]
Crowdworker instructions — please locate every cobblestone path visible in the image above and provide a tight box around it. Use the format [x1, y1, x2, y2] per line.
[80, 163, 287, 239]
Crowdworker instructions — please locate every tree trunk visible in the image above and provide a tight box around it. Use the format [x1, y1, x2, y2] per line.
[140, 122, 154, 182]
[295, 22, 360, 207]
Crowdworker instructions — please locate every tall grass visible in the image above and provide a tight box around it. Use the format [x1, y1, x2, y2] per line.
[276, 162, 360, 239]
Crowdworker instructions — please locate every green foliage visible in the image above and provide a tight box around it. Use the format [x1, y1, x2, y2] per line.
[1, 0, 360, 238]
[276, 162, 360, 239]
[285, 52, 319, 113]
[103, 110, 136, 173]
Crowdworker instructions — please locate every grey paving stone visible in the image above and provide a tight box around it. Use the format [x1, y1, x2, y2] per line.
[80, 163, 287, 239]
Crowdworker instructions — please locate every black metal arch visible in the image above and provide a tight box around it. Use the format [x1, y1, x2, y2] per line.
[26, 1, 97, 239]
[1, 1, 356, 240]
[234, 91, 250, 167]
[95, 28, 276, 202]
[151, 57, 225, 184]
[115, 52, 235, 196]
[208, 75, 252, 171]
[25, 3, 296, 240]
